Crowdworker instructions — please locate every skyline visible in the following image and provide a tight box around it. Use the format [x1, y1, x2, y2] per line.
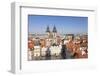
[28, 15, 88, 34]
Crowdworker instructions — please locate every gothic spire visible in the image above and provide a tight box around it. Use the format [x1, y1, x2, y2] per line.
[46, 26, 50, 33]
[52, 25, 57, 33]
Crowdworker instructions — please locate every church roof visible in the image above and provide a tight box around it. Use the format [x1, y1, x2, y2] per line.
[46, 26, 50, 32]
[52, 26, 57, 33]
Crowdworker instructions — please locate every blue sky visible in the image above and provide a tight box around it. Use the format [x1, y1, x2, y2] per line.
[28, 15, 88, 34]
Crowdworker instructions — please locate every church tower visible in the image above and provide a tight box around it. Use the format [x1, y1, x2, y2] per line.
[46, 26, 50, 37]
[52, 25, 57, 38]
